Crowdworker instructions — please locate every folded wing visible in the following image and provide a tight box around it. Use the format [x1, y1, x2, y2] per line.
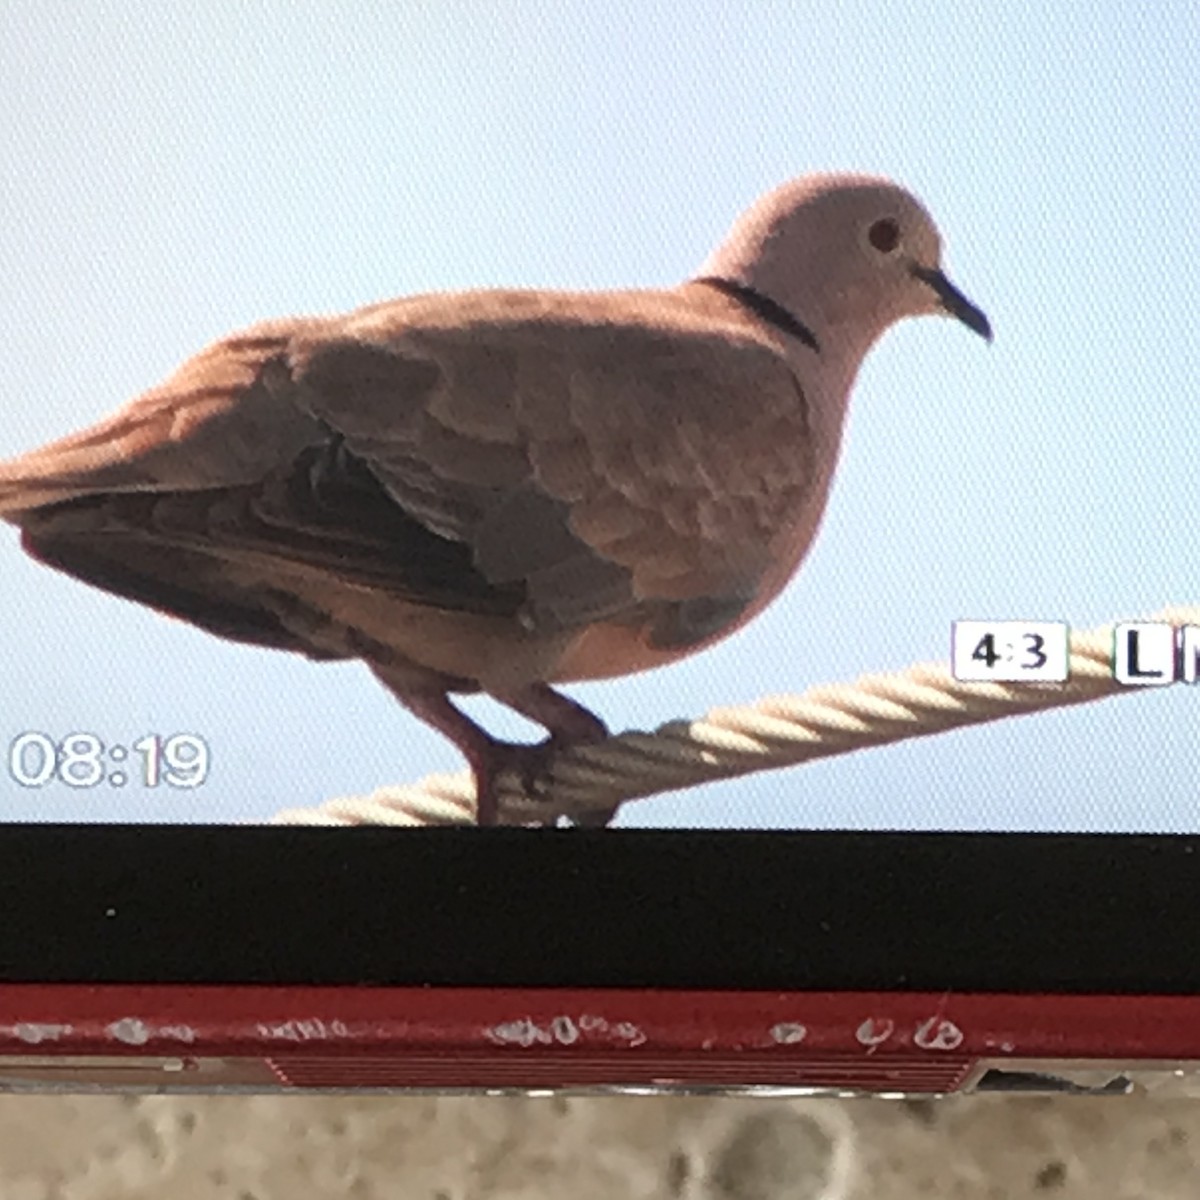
[0, 288, 813, 657]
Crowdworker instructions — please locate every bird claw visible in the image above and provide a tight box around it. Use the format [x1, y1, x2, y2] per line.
[473, 732, 614, 828]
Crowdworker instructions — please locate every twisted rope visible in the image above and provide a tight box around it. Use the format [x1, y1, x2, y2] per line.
[272, 607, 1200, 827]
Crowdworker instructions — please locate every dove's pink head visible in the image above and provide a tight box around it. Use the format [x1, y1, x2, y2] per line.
[698, 173, 991, 363]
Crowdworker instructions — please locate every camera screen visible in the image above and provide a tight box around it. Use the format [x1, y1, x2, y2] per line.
[2, 6, 1194, 829]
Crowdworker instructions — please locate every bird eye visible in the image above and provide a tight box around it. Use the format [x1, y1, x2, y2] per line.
[867, 217, 901, 253]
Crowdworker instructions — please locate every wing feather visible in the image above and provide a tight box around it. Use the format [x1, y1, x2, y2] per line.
[3, 286, 815, 651]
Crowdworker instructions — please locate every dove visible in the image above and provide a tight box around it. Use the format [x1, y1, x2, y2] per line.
[0, 173, 990, 826]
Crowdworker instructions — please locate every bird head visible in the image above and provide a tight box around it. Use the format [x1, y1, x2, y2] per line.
[699, 173, 991, 356]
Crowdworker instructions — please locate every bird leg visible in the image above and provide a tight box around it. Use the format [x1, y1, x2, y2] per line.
[368, 671, 610, 826]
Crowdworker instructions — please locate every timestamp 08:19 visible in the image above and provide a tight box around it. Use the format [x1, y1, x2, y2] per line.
[7, 733, 210, 790]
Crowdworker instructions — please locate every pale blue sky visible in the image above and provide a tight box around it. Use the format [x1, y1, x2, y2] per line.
[1, 2, 1196, 828]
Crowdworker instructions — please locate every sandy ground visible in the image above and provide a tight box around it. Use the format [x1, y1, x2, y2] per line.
[0, 1090, 1196, 1198]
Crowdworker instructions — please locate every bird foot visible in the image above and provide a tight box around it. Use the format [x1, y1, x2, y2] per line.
[376, 678, 615, 828]
[472, 726, 611, 827]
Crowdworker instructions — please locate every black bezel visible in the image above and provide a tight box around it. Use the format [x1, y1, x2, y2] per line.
[1, 825, 1197, 992]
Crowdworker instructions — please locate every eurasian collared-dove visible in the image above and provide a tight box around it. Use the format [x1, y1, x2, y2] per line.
[0, 173, 990, 825]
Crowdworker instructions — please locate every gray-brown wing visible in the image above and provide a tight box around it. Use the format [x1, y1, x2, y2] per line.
[0, 317, 525, 654]
[290, 287, 816, 639]
[2, 289, 815, 652]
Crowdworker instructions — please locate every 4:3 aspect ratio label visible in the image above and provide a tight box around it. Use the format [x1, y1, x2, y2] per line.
[952, 621, 1069, 683]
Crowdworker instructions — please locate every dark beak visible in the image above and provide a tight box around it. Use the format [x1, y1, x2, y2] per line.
[911, 264, 992, 342]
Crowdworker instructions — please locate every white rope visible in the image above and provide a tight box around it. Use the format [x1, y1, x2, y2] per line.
[272, 607, 1200, 826]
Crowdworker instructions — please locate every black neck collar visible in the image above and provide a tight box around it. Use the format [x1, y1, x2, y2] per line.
[693, 276, 821, 353]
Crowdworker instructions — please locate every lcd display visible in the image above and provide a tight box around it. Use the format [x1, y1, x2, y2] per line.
[2, 4, 1194, 831]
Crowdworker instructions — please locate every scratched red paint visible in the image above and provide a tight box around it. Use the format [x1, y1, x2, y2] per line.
[0, 987, 1190, 1092]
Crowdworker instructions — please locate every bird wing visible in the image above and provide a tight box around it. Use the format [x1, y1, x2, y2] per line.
[0, 287, 816, 652]
[289, 286, 817, 640]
